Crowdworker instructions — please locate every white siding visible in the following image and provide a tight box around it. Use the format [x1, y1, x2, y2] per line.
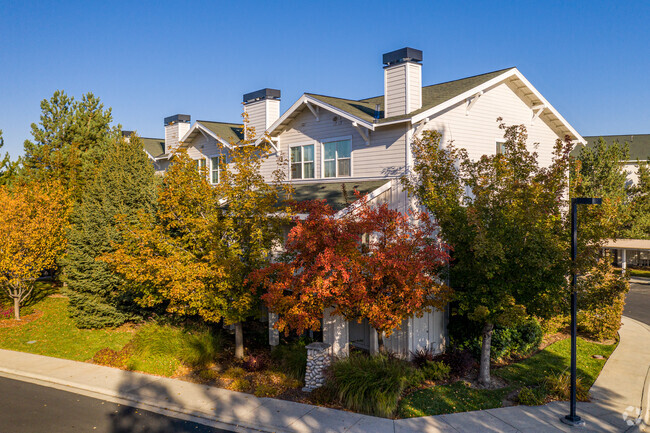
[407, 62, 422, 113]
[261, 108, 408, 182]
[423, 80, 563, 167]
[244, 99, 281, 140]
[385, 65, 407, 117]
[165, 122, 190, 153]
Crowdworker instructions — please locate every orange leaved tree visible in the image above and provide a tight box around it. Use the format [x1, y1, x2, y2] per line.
[0, 182, 70, 319]
[250, 196, 453, 352]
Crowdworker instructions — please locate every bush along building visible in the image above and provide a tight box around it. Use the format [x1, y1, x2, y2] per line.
[136, 47, 585, 358]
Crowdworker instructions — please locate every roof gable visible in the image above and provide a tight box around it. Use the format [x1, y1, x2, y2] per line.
[141, 137, 166, 158]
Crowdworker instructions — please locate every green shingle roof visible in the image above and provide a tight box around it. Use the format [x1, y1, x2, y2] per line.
[575, 135, 650, 161]
[305, 67, 515, 124]
[197, 121, 244, 144]
[290, 180, 389, 211]
[141, 137, 166, 158]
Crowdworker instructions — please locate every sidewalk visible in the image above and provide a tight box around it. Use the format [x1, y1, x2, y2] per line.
[0, 316, 648, 433]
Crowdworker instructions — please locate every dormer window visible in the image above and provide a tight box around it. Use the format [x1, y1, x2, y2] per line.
[290, 144, 315, 179]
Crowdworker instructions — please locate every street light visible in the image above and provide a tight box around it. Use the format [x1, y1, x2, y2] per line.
[562, 197, 602, 427]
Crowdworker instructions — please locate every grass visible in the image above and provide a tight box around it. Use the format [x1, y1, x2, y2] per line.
[0, 296, 132, 362]
[399, 337, 616, 417]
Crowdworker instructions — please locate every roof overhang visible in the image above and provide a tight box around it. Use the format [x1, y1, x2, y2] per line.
[260, 94, 375, 144]
[411, 68, 586, 144]
[181, 121, 234, 149]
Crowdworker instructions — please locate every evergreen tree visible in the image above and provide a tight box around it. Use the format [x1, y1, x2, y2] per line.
[627, 161, 650, 239]
[20, 91, 115, 202]
[63, 134, 158, 328]
[0, 130, 18, 185]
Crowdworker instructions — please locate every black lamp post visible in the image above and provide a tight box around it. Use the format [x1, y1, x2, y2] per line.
[562, 197, 602, 427]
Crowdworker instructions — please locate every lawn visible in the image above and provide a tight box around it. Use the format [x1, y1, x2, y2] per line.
[399, 337, 616, 417]
[0, 296, 132, 362]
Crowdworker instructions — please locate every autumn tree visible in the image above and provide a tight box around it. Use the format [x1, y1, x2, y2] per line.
[102, 119, 291, 358]
[404, 124, 574, 386]
[20, 91, 115, 202]
[0, 182, 70, 319]
[250, 196, 452, 353]
[63, 134, 158, 328]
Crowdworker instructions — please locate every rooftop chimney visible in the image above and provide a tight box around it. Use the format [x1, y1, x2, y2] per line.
[243, 88, 281, 140]
[383, 47, 422, 118]
[164, 114, 191, 154]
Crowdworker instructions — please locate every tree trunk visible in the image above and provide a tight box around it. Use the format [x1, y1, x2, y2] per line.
[478, 322, 494, 386]
[234, 321, 244, 359]
[13, 298, 20, 321]
[377, 331, 385, 354]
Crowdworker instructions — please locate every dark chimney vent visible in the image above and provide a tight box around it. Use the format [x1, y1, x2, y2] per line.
[382, 47, 423, 66]
[164, 114, 191, 126]
[243, 88, 281, 104]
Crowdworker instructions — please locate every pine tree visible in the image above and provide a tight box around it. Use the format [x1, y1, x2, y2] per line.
[63, 134, 158, 328]
[0, 130, 18, 185]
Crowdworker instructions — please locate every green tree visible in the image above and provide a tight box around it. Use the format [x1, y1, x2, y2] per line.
[404, 123, 573, 386]
[626, 161, 650, 239]
[570, 138, 630, 239]
[62, 134, 158, 328]
[0, 130, 18, 185]
[20, 91, 115, 202]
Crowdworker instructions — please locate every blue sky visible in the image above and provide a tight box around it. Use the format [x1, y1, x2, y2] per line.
[1, 0, 648, 158]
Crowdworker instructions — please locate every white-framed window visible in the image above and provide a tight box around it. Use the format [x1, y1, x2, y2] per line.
[290, 144, 315, 179]
[210, 156, 222, 184]
[496, 141, 507, 155]
[196, 158, 207, 172]
[322, 138, 351, 178]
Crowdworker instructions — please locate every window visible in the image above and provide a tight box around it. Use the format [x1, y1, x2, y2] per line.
[323, 139, 351, 178]
[196, 158, 207, 172]
[210, 156, 222, 184]
[290, 144, 315, 179]
[496, 141, 506, 155]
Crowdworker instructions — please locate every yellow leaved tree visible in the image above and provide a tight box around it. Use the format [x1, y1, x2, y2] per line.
[0, 182, 70, 319]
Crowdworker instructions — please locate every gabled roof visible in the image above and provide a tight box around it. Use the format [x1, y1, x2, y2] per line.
[141, 137, 166, 158]
[266, 67, 584, 143]
[181, 120, 244, 149]
[306, 68, 515, 124]
[575, 134, 650, 161]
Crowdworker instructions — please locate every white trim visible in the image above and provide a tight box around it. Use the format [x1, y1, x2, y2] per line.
[305, 101, 320, 121]
[206, 154, 224, 185]
[531, 104, 546, 124]
[465, 91, 483, 115]
[181, 122, 235, 150]
[260, 95, 375, 145]
[351, 122, 370, 145]
[321, 135, 353, 179]
[333, 181, 392, 219]
[289, 141, 317, 180]
[411, 68, 586, 144]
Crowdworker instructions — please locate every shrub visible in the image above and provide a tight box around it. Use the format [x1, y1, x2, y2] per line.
[578, 259, 628, 341]
[244, 352, 270, 372]
[436, 348, 475, 378]
[539, 315, 569, 335]
[450, 317, 543, 361]
[421, 360, 450, 381]
[517, 386, 546, 406]
[222, 367, 246, 379]
[229, 377, 251, 392]
[180, 330, 224, 368]
[327, 353, 422, 418]
[196, 369, 219, 382]
[271, 341, 307, 381]
[410, 347, 435, 369]
[254, 383, 279, 397]
[545, 371, 589, 402]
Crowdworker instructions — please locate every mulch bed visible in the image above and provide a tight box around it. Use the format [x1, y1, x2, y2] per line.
[0, 310, 43, 328]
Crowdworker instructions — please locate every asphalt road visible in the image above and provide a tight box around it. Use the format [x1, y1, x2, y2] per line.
[0, 376, 235, 433]
[624, 280, 650, 326]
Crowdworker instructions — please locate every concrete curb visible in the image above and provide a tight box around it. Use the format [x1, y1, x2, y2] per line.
[0, 366, 284, 433]
[641, 363, 650, 432]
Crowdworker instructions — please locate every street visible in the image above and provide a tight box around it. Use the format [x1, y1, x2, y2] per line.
[0, 376, 235, 433]
[625, 279, 650, 326]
